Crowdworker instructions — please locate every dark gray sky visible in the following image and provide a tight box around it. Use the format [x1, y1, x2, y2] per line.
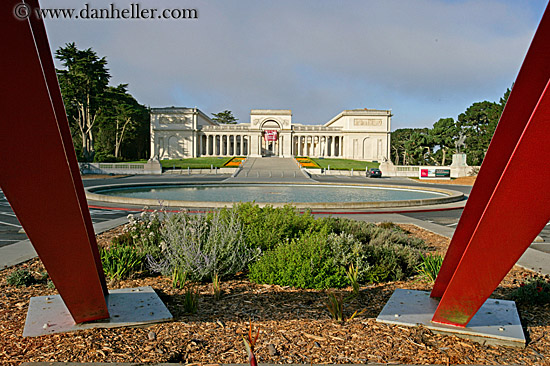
[41, 0, 548, 129]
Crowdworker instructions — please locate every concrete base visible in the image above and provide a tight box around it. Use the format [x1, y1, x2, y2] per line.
[376, 289, 525, 347]
[23, 286, 173, 337]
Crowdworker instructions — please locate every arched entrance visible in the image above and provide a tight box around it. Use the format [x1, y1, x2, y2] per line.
[261, 120, 281, 157]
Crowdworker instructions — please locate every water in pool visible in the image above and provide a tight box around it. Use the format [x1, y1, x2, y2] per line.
[97, 184, 446, 203]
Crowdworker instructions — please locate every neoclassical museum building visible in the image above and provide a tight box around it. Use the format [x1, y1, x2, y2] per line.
[150, 108, 391, 161]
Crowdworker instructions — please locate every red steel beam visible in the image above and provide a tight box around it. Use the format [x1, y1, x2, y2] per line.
[0, 1, 109, 322]
[432, 79, 550, 326]
[431, 3, 550, 298]
[25, 0, 108, 296]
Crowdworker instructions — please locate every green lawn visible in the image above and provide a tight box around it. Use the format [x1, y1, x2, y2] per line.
[309, 158, 379, 170]
[160, 157, 233, 169]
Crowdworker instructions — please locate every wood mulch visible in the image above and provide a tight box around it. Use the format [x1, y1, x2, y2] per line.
[1, 225, 549, 365]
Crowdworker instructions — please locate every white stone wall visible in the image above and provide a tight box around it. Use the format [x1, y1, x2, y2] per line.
[150, 107, 391, 161]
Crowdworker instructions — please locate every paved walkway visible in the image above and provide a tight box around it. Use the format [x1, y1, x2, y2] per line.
[227, 157, 313, 183]
[0, 216, 128, 269]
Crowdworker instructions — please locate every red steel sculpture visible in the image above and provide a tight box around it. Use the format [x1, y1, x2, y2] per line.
[431, 3, 550, 326]
[0, 0, 109, 323]
[1, 0, 548, 329]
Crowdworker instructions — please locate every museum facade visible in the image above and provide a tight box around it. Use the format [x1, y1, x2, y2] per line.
[150, 108, 391, 161]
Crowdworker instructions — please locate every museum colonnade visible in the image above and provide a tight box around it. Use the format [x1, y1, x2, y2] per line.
[292, 135, 343, 157]
[198, 133, 344, 157]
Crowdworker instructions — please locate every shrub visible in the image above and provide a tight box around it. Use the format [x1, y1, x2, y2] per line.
[220, 203, 317, 251]
[361, 241, 422, 282]
[249, 226, 423, 288]
[125, 210, 163, 259]
[510, 275, 550, 304]
[378, 221, 397, 230]
[320, 217, 426, 251]
[100, 245, 145, 280]
[248, 230, 349, 289]
[6, 269, 35, 287]
[146, 209, 258, 282]
[325, 222, 423, 283]
[318, 217, 377, 243]
[368, 226, 426, 250]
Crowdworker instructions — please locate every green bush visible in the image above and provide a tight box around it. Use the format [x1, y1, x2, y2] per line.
[369, 226, 426, 250]
[124, 205, 426, 289]
[6, 269, 35, 287]
[318, 218, 425, 250]
[219, 203, 317, 251]
[248, 230, 350, 289]
[249, 225, 423, 288]
[362, 242, 422, 282]
[318, 217, 377, 244]
[100, 245, 145, 280]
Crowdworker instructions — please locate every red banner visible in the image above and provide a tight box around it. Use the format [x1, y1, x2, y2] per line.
[264, 130, 278, 141]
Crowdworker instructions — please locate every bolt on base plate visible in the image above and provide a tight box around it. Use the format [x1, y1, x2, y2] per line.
[23, 286, 173, 337]
[376, 289, 525, 347]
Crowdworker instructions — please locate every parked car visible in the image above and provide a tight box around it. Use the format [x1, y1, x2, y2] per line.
[366, 168, 382, 178]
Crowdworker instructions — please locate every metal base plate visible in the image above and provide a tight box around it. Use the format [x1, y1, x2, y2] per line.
[23, 286, 173, 337]
[376, 289, 525, 347]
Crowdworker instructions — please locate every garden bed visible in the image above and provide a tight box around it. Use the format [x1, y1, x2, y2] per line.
[1, 224, 549, 365]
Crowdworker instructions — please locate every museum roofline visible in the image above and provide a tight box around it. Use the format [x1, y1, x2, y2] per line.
[324, 108, 392, 127]
[250, 109, 292, 115]
[151, 107, 215, 124]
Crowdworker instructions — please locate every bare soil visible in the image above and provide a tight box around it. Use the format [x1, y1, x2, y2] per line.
[1, 224, 549, 365]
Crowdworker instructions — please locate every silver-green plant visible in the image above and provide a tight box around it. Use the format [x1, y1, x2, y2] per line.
[147, 209, 259, 282]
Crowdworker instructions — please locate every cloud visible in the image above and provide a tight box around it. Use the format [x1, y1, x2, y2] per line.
[42, 0, 547, 128]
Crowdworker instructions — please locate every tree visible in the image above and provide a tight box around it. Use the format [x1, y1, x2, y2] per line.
[96, 85, 149, 160]
[391, 128, 432, 165]
[430, 118, 459, 165]
[56, 43, 110, 161]
[211, 110, 238, 124]
[457, 101, 503, 165]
